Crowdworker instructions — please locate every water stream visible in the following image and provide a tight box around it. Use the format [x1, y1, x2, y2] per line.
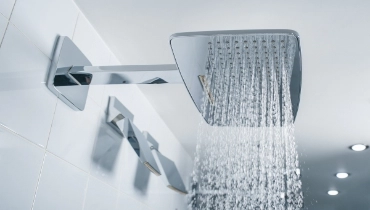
[189, 34, 303, 209]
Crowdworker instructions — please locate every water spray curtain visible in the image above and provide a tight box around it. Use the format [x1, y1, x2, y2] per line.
[191, 34, 303, 210]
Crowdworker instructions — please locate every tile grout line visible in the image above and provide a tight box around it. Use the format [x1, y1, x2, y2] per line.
[114, 189, 120, 210]
[74, 9, 117, 64]
[81, 175, 90, 210]
[30, 151, 47, 210]
[0, 123, 45, 149]
[71, 12, 80, 40]
[46, 150, 90, 174]
[45, 96, 59, 149]
[0, 0, 17, 48]
[2, 4, 128, 209]
[9, 23, 52, 61]
[31, 93, 59, 210]
[80, 102, 98, 210]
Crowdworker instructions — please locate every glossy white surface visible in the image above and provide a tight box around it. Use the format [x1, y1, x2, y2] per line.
[119, 138, 152, 203]
[0, 0, 15, 18]
[138, 84, 201, 156]
[0, 127, 44, 210]
[89, 119, 125, 189]
[72, 13, 111, 66]
[10, 0, 79, 58]
[116, 193, 144, 210]
[0, 14, 7, 42]
[33, 153, 88, 210]
[83, 176, 117, 210]
[72, 13, 111, 106]
[0, 0, 193, 209]
[0, 23, 57, 147]
[47, 98, 101, 172]
[109, 53, 121, 65]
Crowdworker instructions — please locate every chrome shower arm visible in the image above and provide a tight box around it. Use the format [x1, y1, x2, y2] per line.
[47, 36, 181, 111]
[54, 64, 181, 86]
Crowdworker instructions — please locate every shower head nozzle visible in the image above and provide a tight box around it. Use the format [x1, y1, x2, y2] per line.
[170, 30, 302, 126]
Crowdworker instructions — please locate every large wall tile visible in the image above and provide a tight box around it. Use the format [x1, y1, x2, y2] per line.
[88, 85, 105, 107]
[109, 53, 121, 65]
[0, 14, 7, 42]
[0, 126, 44, 210]
[89, 119, 125, 189]
[0, 23, 57, 147]
[10, 0, 79, 58]
[119, 139, 154, 205]
[33, 152, 88, 210]
[72, 13, 111, 66]
[101, 84, 136, 114]
[116, 193, 144, 210]
[47, 98, 101, 172]
[83, 176, 118, 210]
[72, 13, 111, 107]
[145, 192, 187, 210]
[0, 23, 50, 76]
[0, 0, 15, 19]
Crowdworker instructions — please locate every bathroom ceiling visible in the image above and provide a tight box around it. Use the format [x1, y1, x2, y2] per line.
[74, 0, 370, 209]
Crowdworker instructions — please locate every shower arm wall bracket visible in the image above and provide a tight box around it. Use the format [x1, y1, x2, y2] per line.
[47, 36, 182, 111]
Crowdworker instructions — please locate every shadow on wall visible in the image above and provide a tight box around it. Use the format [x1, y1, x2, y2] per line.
[133, 132, 160, 195]
[91, 121, 123, 171]
[90, 113, 152, 195]
[91, 102, 188, 196]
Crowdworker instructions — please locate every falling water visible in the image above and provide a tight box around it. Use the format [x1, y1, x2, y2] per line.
[189, 34, 303, 209]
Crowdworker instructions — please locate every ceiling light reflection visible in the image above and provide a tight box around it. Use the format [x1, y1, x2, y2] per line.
[336, 173, 349, 179]
[328, 190, 339, 196]
[350, 144, 367, 151]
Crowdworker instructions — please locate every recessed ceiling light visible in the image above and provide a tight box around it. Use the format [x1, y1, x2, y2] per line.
[328, 190, 339, 195]
[350, 144, 368, 151]
[336, 173, 349, 179]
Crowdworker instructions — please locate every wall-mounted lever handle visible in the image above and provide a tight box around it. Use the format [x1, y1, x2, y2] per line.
[107, 96, 134, 137]
[106, 97, 161, 176]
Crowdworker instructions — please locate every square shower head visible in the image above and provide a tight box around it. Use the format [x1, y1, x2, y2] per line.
[170, 30, 302, 126]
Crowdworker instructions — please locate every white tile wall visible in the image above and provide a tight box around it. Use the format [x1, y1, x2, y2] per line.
[0, 23, 57, 147]
[10, 0, 79, 58]
[83, 176, 118, 210]
[72, 13, 111, 66]
[47, 98, 101, 172]
[109, 53, 121, 65]
[116, 193, 145, 210]
[0, 0, 192, 209]
[0, 14, 7, 42]
[0, 126, 44, 210]
[0, 0, 15, 19]
[72, 13, 111, 106]
[89, 120, 125, 189]
[33, 153, 88, 210]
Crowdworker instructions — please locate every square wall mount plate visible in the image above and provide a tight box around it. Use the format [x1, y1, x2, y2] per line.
[47, 36, 92, 111]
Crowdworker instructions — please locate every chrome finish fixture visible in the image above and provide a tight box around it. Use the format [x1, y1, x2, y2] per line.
[127, 119, 161, 176]
[147, 133, 188, 195]
[48, 31, 302, 126]
[107, 96, 134, 136]
[106, 97, 161, 176]
[47, 36, 182, 111]
[170, 30, 302, 124]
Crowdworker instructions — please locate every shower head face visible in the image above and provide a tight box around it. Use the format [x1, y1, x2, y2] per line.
[170, 30, 302, 126]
